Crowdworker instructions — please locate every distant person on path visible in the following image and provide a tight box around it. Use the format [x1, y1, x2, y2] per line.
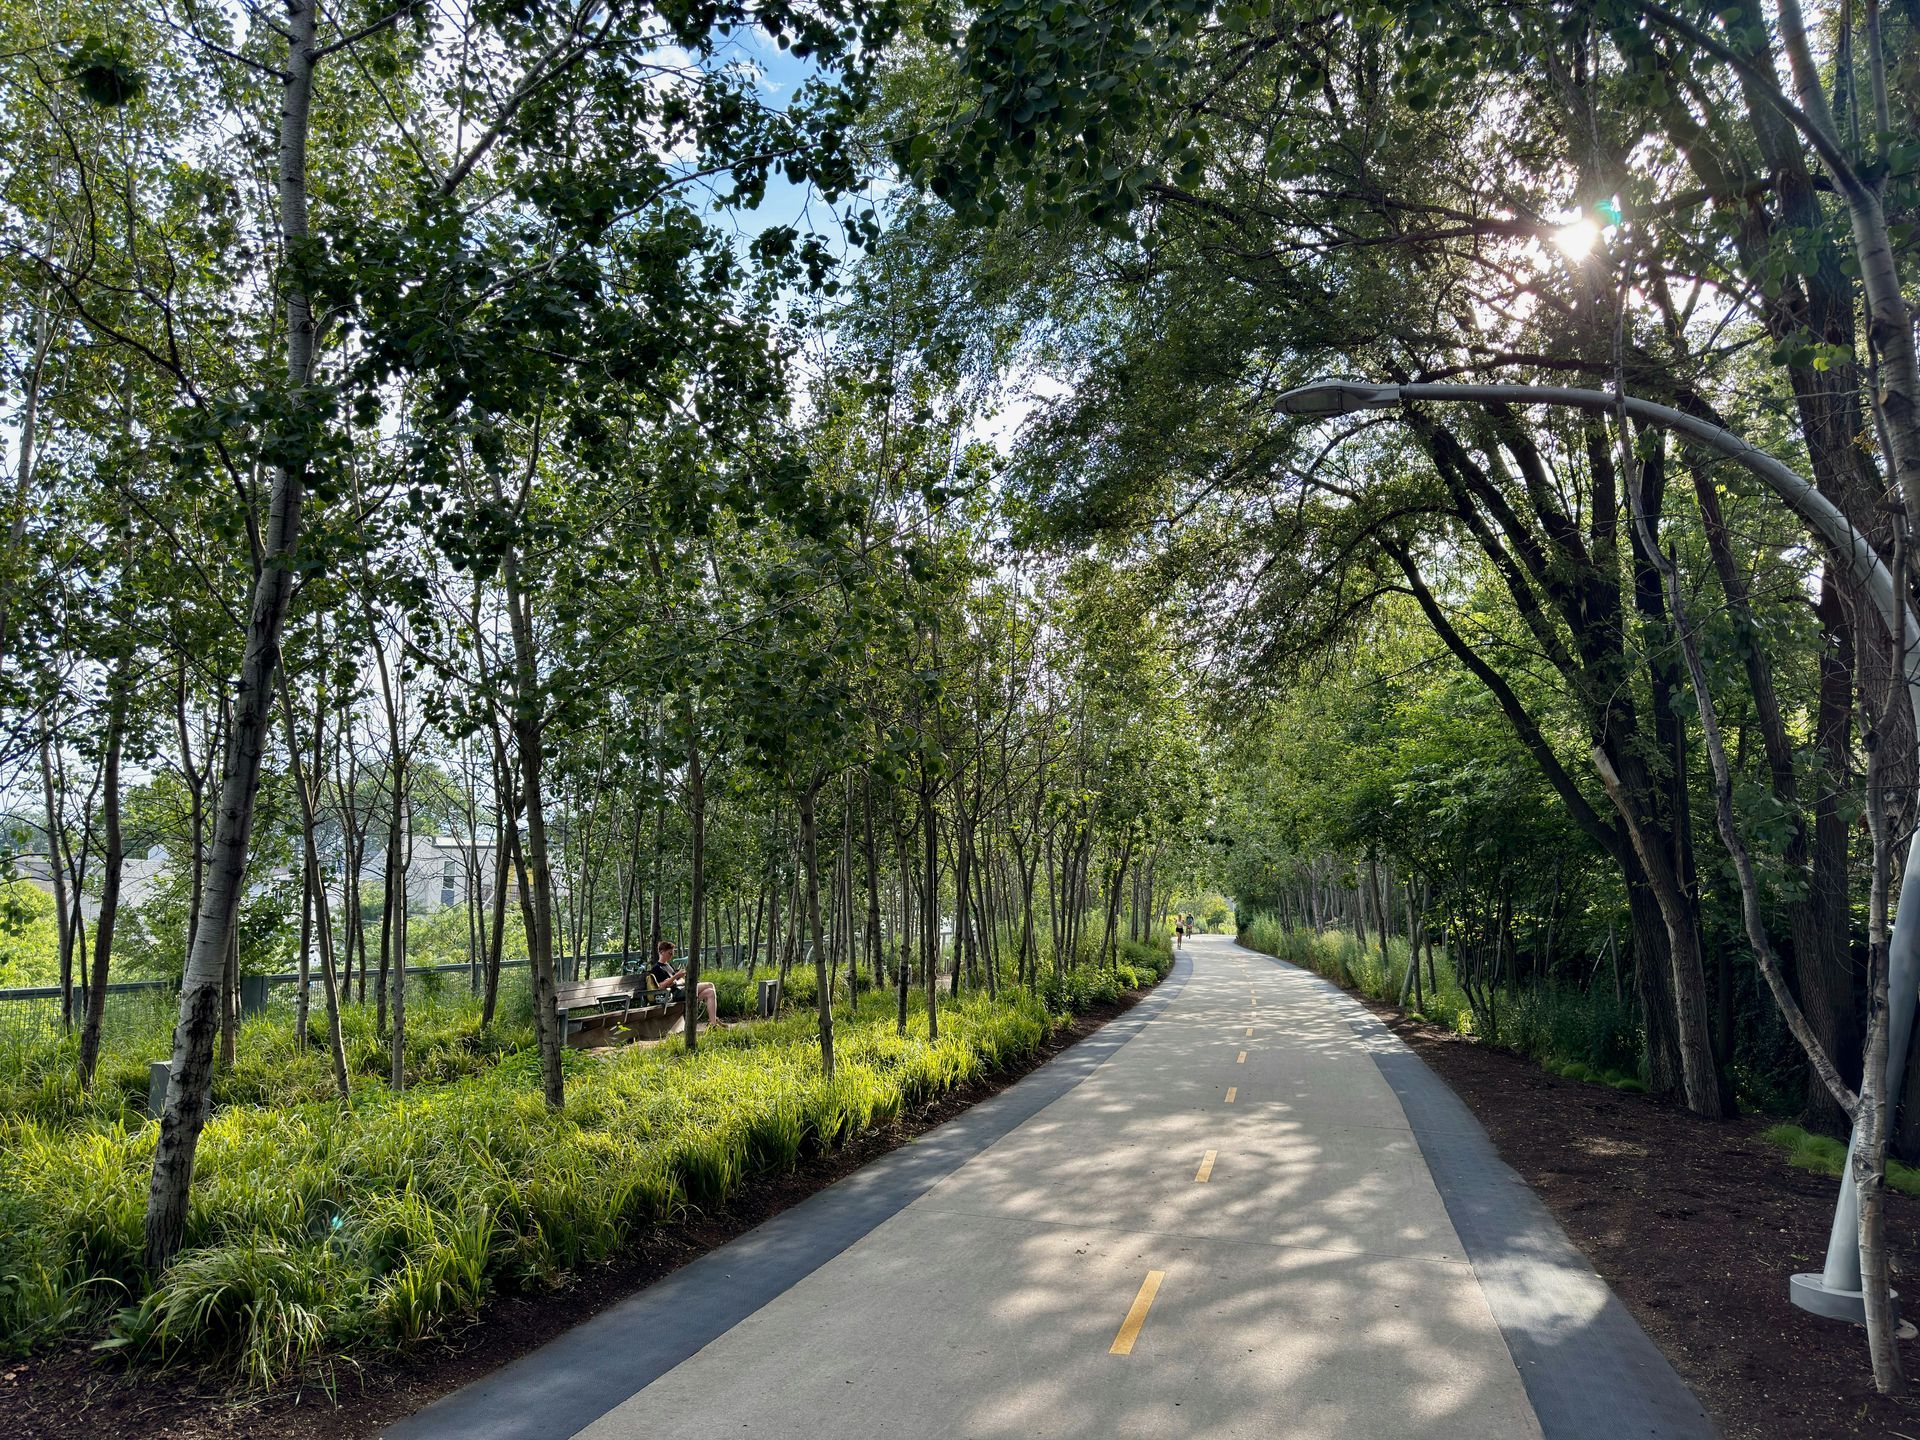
[1174, 918, 1185, 949]
[653, 940, 723, 1032]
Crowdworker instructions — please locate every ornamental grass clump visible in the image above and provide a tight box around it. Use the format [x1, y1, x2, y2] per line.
[108, 1241, 344, 1387]
[375, 1205, 495, 1344]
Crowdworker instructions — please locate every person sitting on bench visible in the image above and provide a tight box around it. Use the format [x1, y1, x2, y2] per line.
[651, 940, 722, 1031]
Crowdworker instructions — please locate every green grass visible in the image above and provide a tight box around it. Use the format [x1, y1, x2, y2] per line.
[1760, 1123, 1920, 1197]
[0, 942, 1172, 1382]
[0, 975, 540, 1130]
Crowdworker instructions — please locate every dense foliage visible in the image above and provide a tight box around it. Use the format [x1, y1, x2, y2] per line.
[5, 0, 1920, 1400]
[876, 0, 1920, 1389]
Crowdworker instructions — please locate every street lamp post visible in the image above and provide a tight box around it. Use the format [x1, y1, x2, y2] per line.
[1276, 378, 1919, 1323]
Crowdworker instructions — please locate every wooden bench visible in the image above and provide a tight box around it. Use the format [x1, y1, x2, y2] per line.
[555, 973, 685, 1046]
[555, 975, 638, 1040]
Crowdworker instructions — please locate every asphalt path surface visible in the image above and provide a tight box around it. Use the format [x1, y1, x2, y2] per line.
[391, 934, 1714, 1439]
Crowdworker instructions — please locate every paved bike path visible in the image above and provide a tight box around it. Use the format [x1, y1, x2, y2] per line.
[389, 935, 1713, 1439]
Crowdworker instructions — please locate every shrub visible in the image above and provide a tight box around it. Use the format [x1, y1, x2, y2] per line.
[1038, 967, 1122, 1013]
[1236, 913, 1640, 1081]
[710, 970, 758, 1017]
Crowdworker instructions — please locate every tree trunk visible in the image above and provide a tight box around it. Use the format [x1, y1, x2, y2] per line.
[1599, 447, 1727, 1120]
[143, 0, 321, 1275]
[621, 794, 642, 968]
[341, 816, 363, 1002]
[800, 781, 836, 1078]
[1855, 605, 1903, 1393]
[376, 791, 399, 1036]
[768, 826, 784, 991]
[278, 674, 349, 1097]
[77, 668, 127, 1089]
[1621, 876, 1682, 1096]
[391, 799, 409, 1092]
[863, 773, 884, 991]
[1368, 852, 1390, 974]
[683, 726, 706, 1052]
[296, 849, 313, 1049]
[220, 912, 239, 1068]
[893, 806, 914, 1034]
[1808, 572, 1860, 1129]
[648, 752, 665, 950]
[748, 878, 767, 978]
[922, 774, 940, 1041]
[37, 717, 74, 1031]
[1101, 832, 1132, 969]
[482, 739, 513, 1027]
[950, 812, 969, 998]
[504, 550, 566, 1108]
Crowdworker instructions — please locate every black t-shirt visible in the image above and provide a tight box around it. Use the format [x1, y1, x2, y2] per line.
[648, 958, 676, 986]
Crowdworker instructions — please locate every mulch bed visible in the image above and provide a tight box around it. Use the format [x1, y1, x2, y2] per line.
[1360, 997, 1920, 1440]
[0, 984, 1157, 1440]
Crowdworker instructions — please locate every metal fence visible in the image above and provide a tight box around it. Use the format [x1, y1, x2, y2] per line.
[568, 943, 767, 975]
[0, 981, 180, 1052]
[0, 961, 548, 1050]
[0, 942, 768, 1050]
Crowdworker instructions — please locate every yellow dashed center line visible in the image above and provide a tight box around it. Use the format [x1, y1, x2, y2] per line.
[1194, 1149, 1216, 1183]
[1224, 1086, 1237, 1103]
[1109, 1271, 1166, 1355]
[1244, 1027, 1254, 1037]
[1236, 1050, 1247, 1064]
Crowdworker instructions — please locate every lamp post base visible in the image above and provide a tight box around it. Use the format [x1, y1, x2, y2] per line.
[1790, 1272, 1899, 1325]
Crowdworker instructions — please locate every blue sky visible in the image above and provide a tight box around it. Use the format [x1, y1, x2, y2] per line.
[700, 28, 859, 253]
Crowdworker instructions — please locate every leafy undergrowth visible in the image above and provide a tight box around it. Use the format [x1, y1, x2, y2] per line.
[1761, 1123, 1920, 1197]
[0, 944, 1170, 1386]
[1235, 915, 1642, 1084]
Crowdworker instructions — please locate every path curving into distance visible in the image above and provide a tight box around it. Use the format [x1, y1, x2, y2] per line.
[388, 934, 1714, 1440]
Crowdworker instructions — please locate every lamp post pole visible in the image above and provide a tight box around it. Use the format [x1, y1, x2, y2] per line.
[1276, 379, 1918, 1322]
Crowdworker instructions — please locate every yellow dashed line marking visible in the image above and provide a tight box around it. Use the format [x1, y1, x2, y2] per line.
[1109, 1271, 1166, 1355]
[1236, 1050, 1247, 1064]
[1244, 1027, 1253, 1037]
[1224, 1086, 1237, 1103]
[1194, 1149, 1216, 1183]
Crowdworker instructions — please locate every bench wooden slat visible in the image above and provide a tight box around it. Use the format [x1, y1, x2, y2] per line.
[554, 973, 676, 1024]
[555, 976, 635, 999]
